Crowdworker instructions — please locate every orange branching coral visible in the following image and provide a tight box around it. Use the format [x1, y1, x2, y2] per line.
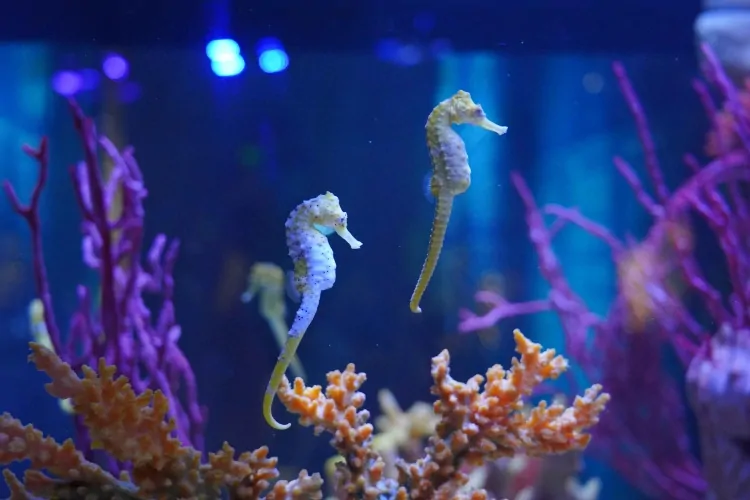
[324, 389, 437, 487]
[0, 342, 323, 499]
[0, 412, 135, 499]
[277, 329, 610, 500]
[279, 359, 394, 499]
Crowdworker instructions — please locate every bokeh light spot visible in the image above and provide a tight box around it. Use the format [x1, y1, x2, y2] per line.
[211, 55, 246, 77]
[51, 71, 82, 96]
[256, 38, 289, 74]
[206, 39, 241, 61]
[102, 54, 129, 80]
[582, 72, 604, 94]
[258, 49, 289, 73]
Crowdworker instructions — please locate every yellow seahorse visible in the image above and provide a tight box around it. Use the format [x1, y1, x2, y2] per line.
[28, 299, 74, 414]
[264, 191, 362, 430]
[410, 90, 508, 313]
[241, 262, 306, 380]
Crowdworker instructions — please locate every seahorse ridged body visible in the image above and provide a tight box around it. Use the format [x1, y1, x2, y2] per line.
[410, 90, 508, 313]
[263, 191, 362, 430]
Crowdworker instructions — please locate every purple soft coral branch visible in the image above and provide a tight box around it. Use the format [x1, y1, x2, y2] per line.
[457, 169, 700, 496]
[458, 295, 551, 332]
[543, 205, 624, 254]
[517, 181, 702, 496]
[612, 157, 662, 218]
[67, 285, 95, 369]
[4, 99, 206, 461]
[2, 138, 64, 355]
[595, 336, 704, 498]
[512, 173, 599, 361]
[670, 154, 750, 332]
[544, 201, 705, 359]
[459, 57, 744, 497]
[697, 43, 750, 327]
[609, 61, 745, 341]
[610, 55, 750, 343]
[101, 141, 205, 448]
[519, 173, 697, 496]
[68, 100, 121, 363]
[459, 173, 599, 365]
[86, 106, 205, 449]
[469, 47, 750, 497]
[690, 181, 748, 311]
[102, 145, 205, 448]
[700, 44, 750, 153]
[612, 62, 670, 206]
[126, 235, 205, 447]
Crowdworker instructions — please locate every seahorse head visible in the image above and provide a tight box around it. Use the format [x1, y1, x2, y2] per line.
[447, 90, 508, 136]
[307, 192, 363, 249]
[249, 262, 284, 291]
[241, 262, 284, 304]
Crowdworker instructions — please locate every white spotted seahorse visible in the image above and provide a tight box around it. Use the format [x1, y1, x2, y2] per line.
[263, 191, 362, 430]
[410, 90, 508, 313]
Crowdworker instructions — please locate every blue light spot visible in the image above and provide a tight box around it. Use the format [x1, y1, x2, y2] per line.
[258, 49, 289, 74]
[102, 54, 129, 80]
[51, 71, 82, 96]
[211, 55, 246, 77]
[206, 39, 241, 61]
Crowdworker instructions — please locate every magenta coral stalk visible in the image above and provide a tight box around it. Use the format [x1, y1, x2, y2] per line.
[2, 99, 206, 462]
[2, 138, 63, 354]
